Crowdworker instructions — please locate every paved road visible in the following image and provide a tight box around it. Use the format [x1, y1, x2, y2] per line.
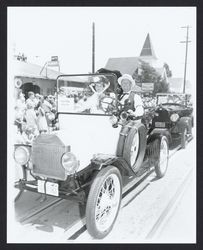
[155, 175, 196, 243]
[7, 138, 196, 243]
[77, 139, 196, 243]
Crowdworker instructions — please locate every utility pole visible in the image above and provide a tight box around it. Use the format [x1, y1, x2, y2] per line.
[180, 26, 191, 93]
[92, 22, 95, 73]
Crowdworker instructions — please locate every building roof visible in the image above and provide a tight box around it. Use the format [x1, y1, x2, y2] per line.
[105, 33, 160, 76]
[105, 57, 140, 75]
[139, 33, 157, 59]
[12, 59, 63, 80]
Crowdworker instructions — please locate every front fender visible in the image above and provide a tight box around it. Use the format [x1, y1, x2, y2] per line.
[148, 128, 172, 144]
[91, 153, 135, 177]
[176, 117, 192, 133]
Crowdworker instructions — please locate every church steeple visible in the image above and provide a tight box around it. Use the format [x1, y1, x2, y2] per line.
[140, 33, 157, 59]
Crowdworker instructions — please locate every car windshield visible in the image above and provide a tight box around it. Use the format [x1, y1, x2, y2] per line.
[156, 94, 188, 106]
[57, 74, 117, 115]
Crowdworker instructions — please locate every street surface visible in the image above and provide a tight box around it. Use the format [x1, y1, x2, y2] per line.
[7, 137, 196, 243]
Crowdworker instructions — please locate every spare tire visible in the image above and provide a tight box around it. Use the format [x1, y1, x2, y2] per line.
[154, 135, 169, 178]
[123, 123, 147, 173]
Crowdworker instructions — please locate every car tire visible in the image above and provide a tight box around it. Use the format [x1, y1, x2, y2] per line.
[86, 165, 122, 239]
[154, 135, 169, 178]
[116, 133, 125, 157]
[116, 125, 131, 157]
[123, 123, 147, 173]
[181, 127, 188, 149]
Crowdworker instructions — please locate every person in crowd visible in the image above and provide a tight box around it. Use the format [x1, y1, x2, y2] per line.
[15, 124, 26, 144]
[43, 96, 53, 111]
[15, 90, 26, 133]
[34, 93, 41, 107]
[15, 123, 36, 145]
[22, 126, 36, 144]
[37, 97, 48, 134]
[26, 91, 36, 108]
[25, 91, 38, 135]
[43, 96, 55, 131]
[117, 74, 144, 118]
[48, 95, 57, 113]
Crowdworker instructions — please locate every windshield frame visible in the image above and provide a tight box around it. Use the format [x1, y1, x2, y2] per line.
[56, 73, 118, 116]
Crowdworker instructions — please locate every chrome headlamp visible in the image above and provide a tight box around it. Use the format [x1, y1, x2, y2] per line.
[61, 152, 79, 175]
[120, 111, 128, 120]
[170, 113, 179, 122]
[14, 146, 30, 165]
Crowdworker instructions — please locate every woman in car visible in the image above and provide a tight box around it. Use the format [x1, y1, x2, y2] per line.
[74, 76, 111, 114]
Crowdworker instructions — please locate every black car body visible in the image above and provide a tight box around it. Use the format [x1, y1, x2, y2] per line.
[150, 93, 193, 148]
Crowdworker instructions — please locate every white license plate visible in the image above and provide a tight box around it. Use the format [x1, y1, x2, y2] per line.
[37, 180, 59, 196]
[155, 122, 165, 128]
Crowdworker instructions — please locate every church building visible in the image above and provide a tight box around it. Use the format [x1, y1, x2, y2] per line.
[105, 33, 168, 86]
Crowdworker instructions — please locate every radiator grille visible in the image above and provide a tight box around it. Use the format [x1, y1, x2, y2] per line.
[32, 142, 67, 180]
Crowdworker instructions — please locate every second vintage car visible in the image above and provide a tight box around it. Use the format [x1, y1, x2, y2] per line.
[149, 93, 193, 149]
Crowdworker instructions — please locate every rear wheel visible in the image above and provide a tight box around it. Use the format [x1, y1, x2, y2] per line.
[86, 166, 122, 239]
[181, 127, 188, 149]
[154, 136, 169, 178]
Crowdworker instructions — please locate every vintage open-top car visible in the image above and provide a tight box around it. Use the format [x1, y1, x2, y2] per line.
[14, 73, 184, 239]
[149, 93, 193, 149]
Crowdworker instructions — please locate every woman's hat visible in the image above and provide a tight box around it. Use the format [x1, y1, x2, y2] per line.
[91, 76, 109, 87]
[118, 74, 135, 87]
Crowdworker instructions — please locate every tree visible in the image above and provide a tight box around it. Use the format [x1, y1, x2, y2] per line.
[163, 63, 172, 77]
[133, 61, 169, 95]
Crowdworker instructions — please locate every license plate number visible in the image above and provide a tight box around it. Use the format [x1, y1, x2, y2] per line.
[37, 180, 59, 196]
[155, 122, 165, 128]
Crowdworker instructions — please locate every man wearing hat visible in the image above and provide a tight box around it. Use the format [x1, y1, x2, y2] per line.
[118, 74, 144, 118]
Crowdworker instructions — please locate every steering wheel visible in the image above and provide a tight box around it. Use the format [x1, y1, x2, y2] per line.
[99, 96, 116, 113]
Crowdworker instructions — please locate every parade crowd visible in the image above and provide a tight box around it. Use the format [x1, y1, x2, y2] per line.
[14, 90, 57, 144]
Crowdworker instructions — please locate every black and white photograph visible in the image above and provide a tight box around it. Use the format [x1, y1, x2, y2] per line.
[7, 6, 196, 243]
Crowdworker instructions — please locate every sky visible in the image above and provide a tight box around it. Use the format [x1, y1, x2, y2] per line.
[8, 7, 196, 83]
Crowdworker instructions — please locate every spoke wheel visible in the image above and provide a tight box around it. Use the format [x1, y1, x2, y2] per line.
[155, 136, 169, 178]
[86, 166, 122, 239]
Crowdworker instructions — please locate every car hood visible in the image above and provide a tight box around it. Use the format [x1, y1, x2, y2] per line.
[53, 114, 120, 171]
[156, 104, 193, 117]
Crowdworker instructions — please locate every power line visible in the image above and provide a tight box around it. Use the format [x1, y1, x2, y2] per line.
[180, 25, 191, 93]
[92, 22, 95, 74]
